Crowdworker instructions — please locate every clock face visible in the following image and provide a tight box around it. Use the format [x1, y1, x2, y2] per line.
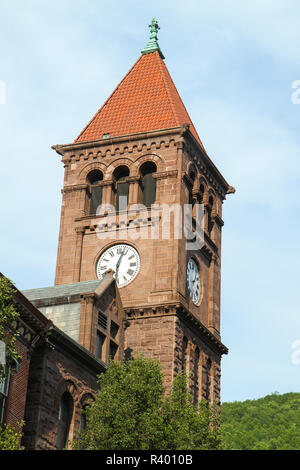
[187, 258, 201, 305]
[96, 244, 140, 288]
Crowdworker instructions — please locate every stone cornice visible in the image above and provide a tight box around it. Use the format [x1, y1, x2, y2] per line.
[61, 183, 88, 194]
[52, 126, 184, 157]
[124, 302, 228, 356]
[176, 306, 228, 356]
[181, 127, 233, 200]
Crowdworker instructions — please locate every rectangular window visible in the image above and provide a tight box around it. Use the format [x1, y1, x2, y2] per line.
[98, 310, 108, 330]
[96, 332, 106, 361]
[89, 186, 103, 215]
[0, 369, 10, 424]
[109, 341, 118, 360]
[110, 321, 119, 340]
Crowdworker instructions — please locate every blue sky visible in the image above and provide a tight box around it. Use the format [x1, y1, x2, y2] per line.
[1, 0, 300, 402]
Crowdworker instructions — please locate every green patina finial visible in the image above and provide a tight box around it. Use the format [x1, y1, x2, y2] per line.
[141, 18, 165, 59]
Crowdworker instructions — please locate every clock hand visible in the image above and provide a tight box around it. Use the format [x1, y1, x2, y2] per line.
[115, 249, 127, 274]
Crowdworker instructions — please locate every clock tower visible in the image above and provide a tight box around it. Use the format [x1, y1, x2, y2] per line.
[52, 19, 234, 403]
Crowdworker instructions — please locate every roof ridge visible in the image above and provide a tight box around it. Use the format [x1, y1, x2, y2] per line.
[158, 54, 203, 148]
[75, 54, 144, 142]
[156, 52, 180, 128]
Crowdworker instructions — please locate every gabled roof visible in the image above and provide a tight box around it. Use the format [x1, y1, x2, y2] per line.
[75, 51, 205, 151]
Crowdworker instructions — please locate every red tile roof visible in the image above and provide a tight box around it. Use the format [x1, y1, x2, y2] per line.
[75, 51, 205, 150]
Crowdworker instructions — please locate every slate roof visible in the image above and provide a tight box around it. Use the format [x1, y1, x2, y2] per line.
[23, 280, 103, 301]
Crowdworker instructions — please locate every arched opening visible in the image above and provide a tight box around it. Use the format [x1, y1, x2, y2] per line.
[113, 166, 130, 211]
[139, 161, 157, 207]
[87, 170, 103, 215]
[199, 183, 205, 203]
[188, 167, 196, 208]
[193, 348, 200, 405]
[182, 336, 188, 372]
[205, 358, 211, 402]
[56, 391, 74, 450]
[207, 195, 214, 235]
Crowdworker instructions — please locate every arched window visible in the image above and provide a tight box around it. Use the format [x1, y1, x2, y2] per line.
[87, 170, 103, 215]
[79, 405, 88, 432]
[188, 167, 196, 206]
[199, 183, 205, 203]
[207, 196, 214, 235]
[193, 348, 200, 405]
[139, 161, 157, 207]
[182, 336, 188, 372]
[205, 359, 211, 402]
[56, 392, 74, 450]
[113, 166, 130, 211]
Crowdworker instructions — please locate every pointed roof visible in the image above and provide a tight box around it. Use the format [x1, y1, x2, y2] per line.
[75, 30, 205, 150]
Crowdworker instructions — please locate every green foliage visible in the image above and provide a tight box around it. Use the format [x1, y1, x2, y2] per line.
[0, 276, 20, 381]
[161, 372, 222, 450]
[0, 423, 24, 450]
[221, 392, 300, 450]
[73, 356, 221, 450]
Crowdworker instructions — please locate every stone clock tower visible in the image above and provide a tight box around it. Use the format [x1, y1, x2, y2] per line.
[52, 19, 234, 403]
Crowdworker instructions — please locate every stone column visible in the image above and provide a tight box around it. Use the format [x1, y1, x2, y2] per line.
[128, 177, 140, 205]
[73, 227, 85, 283]
[101, 180, 114, 206]
[79, 294, 95, 352]
[208, 254, 221, 338]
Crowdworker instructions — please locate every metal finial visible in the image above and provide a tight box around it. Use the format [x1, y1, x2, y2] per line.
[141, 18, 165, 59]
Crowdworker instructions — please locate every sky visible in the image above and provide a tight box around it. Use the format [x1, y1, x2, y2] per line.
[1, 0, 300, 403]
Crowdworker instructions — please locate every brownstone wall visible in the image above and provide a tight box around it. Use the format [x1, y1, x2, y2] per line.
[22, 342, 101, 450]
[53, 128, 228, 404]
[124, 314, 176, 392]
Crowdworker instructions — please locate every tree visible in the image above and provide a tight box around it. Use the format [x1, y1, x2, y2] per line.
[0, 276, 20, 381]
[73, 356, 221, 450]
[220, 392, 300, 450]
[0, 276, 23, 450]
[0, 423, 24, 450]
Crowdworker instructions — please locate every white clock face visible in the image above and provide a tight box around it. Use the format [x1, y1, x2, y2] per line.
[187, 258, 200, 305]
[96, 244, 140, 288]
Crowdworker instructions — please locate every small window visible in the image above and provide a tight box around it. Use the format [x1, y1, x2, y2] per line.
[113, 166, 130, 211]
[193, 348, 200, 405]
[139, 161, 157, 207]
[102, 133, 110, 139]
[110, 321, 119, 340]
[109, 341, 118, 360]
[98, 310, 108, 330]
[205, 359, 211, 402]
[96, 332, 106, 361]
[56, 392, 73, 450]
[0, 368, 10, 424]
[79, 406, 88, 432]
[87, 170, 103, 215]
[182, 337, 188, 372]
[207, 196, 214, 235]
